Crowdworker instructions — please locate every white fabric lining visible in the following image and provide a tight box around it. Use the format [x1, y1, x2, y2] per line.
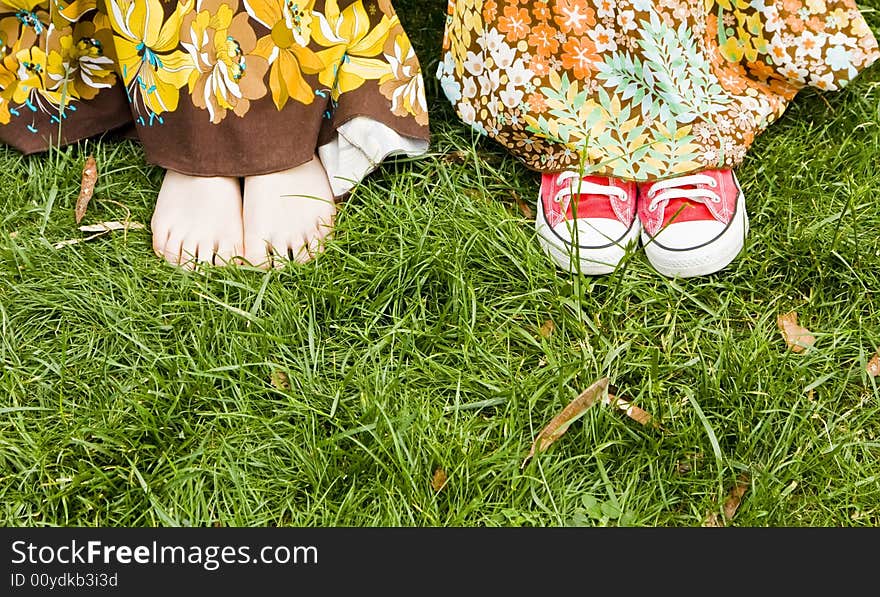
[317, 116, 429, 198]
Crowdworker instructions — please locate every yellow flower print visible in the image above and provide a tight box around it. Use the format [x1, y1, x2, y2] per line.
[445, 0, 483, 73]
[0, 0, 48, 59]
[0, 88, 12, 124]
[245, 0, 324, 109]
[0, 0, 48, 17]
[51, 0, 99, 27]
[106, 0, 196, 121]
[181, 0, 269, 122]
[0, 18, 35, 61]
[720, 35, 744, 61]
[805, 0, 826, 13]
[3, 44, 63, 109]
[716, 7, 765, 63]
[706, 0, 749, 11]
[379, 28, 427, 125]
[0, 43, 28, 123]
[311, 0, 395, 100]
[0, 46, 24, 123]
[50, 17, 118, 100]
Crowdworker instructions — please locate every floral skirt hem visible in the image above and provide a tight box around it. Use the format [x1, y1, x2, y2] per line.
[0, 0, 429, 183]
[439, 0, 879, 180]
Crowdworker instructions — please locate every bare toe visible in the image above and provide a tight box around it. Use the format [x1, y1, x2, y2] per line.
[214, 241, 239, 267]
[152, 225, 170, 258]
[195, 239, 217, 268]
[243, 156, 336, 271]
[243, 237, 271, 269]
[307, 233, 325, 259]
[163, 235, 184, 266]
[151, 170, 244, 269]
[180, 238, 200, 270]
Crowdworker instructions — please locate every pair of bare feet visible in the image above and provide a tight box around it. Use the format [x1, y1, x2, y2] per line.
[151, 155, 336, 270]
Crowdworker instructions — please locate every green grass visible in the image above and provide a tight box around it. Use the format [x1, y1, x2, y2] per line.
[2, 0, 880, 527]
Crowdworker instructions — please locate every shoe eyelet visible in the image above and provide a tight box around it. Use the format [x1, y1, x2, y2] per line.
[709, 180, 718, 188]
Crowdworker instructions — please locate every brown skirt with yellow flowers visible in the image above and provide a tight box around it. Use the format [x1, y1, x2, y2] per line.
[0, 0, 429, 196]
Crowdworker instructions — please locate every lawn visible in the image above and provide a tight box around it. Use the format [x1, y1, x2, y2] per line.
[1, 0, 879, 527]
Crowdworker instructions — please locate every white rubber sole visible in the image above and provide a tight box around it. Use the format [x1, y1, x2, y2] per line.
[535, 202, 641, 275]
[641, 188, 749, 278]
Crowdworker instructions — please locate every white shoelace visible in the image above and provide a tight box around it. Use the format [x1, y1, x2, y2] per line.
[645, 174, 721, 213]
[553, 171, 628, 208]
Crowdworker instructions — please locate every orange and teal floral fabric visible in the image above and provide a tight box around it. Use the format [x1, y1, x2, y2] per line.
[0, 0, 428, 176]
[438, 0, 879, 179]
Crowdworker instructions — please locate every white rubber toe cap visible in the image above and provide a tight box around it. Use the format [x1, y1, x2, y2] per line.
[536, 213, 640, 275]
[551, 217, 631, 248]
[649, 220, 726, 251]
[642, 192, 748, 278]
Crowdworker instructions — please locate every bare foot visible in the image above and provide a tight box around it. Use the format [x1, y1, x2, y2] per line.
[242, 157, 336, 269]
[151, 170, 244, 270]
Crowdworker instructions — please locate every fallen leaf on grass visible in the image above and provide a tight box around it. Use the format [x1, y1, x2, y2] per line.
[538, 319, 555, 338]
[723, 473, 750, 521]
[522, 377, 608, 468]
[75, 155, 98, 224]
[867, 352, 880, 378]
[54, 220, 145, 249]
[78, 221, 145, 233]
[512, 190, 533, 219]
[270, 370, 290, 390]
[603, 392, 656, 427]
[431, 468, 448, 493]
[702, 473, 750, 527]
[703, 512, 723, 527]
[777, 311, 816, 353]
[675, 453, 704, 476]
[440, 150, 467, 165]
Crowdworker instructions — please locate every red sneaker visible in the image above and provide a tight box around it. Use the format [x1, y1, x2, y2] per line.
[535, 171, 639, 274]
[637, 169, 748, 278]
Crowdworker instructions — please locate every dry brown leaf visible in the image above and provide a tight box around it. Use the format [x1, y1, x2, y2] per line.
[54, 220, 145, 249]
[676, 453, 704, 476]
[78, 221, 145, 233]
[431, 468, 448, 492]
[75, 156, 98, 224]
[538, 319, 555, 339]
[440, 150, 467, 165]
[702, 473, 750, 526]
[522, 377, 608, 468]
[54, 236, 100, 249]
[270, 370, 290, 390]
[512, 190, 533, 219]
[777, 311, 816, 353]
[703, 512, 723, 527]
[722, 473, 751, 521]
[867, 352, 880, 378]
[604, 393, 656, 427]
